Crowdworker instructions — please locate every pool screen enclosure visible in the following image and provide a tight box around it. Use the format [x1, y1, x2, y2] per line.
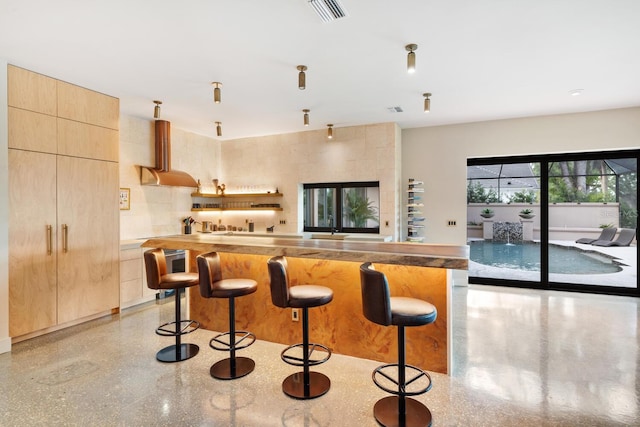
[467, 150, 638, 297]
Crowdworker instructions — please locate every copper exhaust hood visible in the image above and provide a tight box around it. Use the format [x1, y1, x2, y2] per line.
[140, 120, 198, 187]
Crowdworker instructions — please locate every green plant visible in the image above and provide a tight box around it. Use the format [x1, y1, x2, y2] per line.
[599, 223, 614, 229]
[343, 189, 379, 228]
[481, 208, 494, 215]
[508, 189, 538, 203]
[519, 208, 534, 215]
[467, 181, 500, 203]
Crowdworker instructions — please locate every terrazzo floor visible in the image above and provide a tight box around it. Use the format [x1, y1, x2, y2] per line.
[1, 284, 639, 426]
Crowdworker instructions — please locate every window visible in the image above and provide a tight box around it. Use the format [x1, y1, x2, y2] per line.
[303, 182, 380, 233]
[467, 150, 639, 297]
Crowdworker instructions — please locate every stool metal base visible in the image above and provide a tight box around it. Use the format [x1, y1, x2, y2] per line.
[282, 371, 330, 400]
[373, 396, 432, 427]
[156, 343, 199, 363]
[210, 356, 255, 380]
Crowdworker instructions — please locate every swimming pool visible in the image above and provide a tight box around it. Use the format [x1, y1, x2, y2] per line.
[469, 241, 622, 274]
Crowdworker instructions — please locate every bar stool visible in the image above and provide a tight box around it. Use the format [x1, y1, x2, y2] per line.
[267, 256, 333, 399]
[359, 262, 437, 427]
[197, 252, 258, 380]
[144, 248, 200, 363]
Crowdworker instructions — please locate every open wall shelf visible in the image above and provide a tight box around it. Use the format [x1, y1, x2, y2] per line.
[407, 179, 425, 242]
[191, 192, 283, 212]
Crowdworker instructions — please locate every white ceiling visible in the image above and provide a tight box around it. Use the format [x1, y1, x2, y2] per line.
[1, 0, 639, 141]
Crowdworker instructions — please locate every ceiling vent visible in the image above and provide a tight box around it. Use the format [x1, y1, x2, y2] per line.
[387, 106, 404, 113]
[308, 0, 348, 23]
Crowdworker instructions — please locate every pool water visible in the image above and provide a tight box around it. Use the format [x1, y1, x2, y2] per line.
[469, 241, 622, 274]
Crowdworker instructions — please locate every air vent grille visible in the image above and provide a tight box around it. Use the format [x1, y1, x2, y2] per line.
[387, 106, 404, 113]
[308, 0, 348, 23]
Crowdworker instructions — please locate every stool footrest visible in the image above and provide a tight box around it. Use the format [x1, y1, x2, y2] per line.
[156, 319, 200, 337]
[209, 331, 256, 352]
[372, 363, 433, 397]
[281, 342, 331, 367]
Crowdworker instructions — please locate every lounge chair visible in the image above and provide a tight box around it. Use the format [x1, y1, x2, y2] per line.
[575, 227, 617, 244]
[592, 228, 636, 247]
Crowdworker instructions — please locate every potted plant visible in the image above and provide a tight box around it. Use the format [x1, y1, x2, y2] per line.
[519, 208, 535, 219]
[480, 208, 494, 219]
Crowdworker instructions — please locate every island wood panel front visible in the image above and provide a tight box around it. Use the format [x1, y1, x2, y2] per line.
[188, 252, 450, 374]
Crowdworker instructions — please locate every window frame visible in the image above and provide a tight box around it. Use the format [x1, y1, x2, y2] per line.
[303, 181, 380, 234]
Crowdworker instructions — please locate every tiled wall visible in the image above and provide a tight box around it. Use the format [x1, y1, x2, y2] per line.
[119, 116, 221, 239]
[119, 118, 401, 240]
[219, 122, 401, 237]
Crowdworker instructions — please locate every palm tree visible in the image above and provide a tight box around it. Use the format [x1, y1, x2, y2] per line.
[343, 189, 379, 228]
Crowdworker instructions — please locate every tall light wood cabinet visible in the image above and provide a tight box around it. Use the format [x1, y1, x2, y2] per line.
[7, 65, 120, 339]
[8, 150, 58, 336]
[56, 156, 119, 324]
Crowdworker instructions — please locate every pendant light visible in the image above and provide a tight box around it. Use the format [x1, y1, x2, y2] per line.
[211, 82, 222, 103]
[215, 121, 222, 137]
[303, 109, 310, 126]
[153, 100, 162, 118]
[327, 124, 333, 139]
[405, 44, 418, 74]
[423, 93, 432, 113]
[297, 65, 307, 90]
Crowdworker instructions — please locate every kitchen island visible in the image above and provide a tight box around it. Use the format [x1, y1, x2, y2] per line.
[142, 234, 468, 374]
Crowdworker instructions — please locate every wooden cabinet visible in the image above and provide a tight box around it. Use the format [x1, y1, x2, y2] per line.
[7, 65, 57, 115]
[57, 118, 119, 162]
[57, 80, 119, 130]
[120, 244, 155, 309]
[7, 65, 120, 339]
[191, 192, 284, 211]
[7, 107, 57, 153]
[8, 150, 57, 337]
[56, 156, 119, 323]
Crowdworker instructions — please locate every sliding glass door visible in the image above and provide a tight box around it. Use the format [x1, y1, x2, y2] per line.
[467, 150, 639, 296]
[467, 161, 542, 285]
[547, 157, 637, 290]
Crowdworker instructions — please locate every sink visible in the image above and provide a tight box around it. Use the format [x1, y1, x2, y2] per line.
[310, 233, 348, 240]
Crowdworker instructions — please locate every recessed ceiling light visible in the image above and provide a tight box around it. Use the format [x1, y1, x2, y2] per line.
[569, 89, 584, 96]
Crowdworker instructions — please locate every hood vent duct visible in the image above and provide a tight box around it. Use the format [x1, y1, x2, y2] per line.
[140, 120, 198, 187]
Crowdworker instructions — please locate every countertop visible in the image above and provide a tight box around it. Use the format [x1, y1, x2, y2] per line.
[120, 239, 146, 250]
[141, 234, 468, 270]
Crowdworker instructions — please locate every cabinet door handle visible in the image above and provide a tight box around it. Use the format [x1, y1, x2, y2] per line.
[46, 225, 52, 255]
[62, 224, 68, 253]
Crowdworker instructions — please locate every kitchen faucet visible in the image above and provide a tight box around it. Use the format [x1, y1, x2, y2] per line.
[328, 215, 338, 235]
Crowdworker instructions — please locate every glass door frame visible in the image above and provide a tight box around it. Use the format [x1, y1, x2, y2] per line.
[468, 149, 639, 297]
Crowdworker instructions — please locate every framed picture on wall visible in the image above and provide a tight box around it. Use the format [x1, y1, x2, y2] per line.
[119, 188, 130, 210]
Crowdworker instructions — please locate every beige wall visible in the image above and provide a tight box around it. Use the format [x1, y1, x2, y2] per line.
[119, 116, 222, 239]
[0, 60, 10, 353]
[119, 119, 400, 239]
[219, 122, 401, 237]
[402, 107, 640, 245]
